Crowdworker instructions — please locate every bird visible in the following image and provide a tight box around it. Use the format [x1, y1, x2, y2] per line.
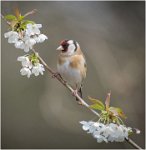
[56, 39, 87, 104]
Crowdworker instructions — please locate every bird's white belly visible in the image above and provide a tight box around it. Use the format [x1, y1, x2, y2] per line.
[57, 61, 82, 89]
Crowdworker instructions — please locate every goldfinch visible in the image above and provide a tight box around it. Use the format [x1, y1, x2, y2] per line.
[56, 39, 87, 104]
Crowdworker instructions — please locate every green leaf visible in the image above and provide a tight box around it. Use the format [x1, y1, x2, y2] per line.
[18, 15, 25, 21]
[109, 107, 126, 119]
[101, 110, 107, 114]
[5, 15, 17, 20]
[23, 20, 35, 24]
[88, 96, 105, 110]
[89, 103, 105, 111]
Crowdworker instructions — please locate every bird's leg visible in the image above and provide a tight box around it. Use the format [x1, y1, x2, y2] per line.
[72, 86, 83, 105]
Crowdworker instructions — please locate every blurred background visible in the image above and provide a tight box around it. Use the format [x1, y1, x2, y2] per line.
[1, 1, 145, 149]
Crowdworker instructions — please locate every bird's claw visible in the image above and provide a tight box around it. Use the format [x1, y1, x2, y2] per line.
[52, 72, 61, 78]
[52, 72, 67, 85]
[72, 90, 83, 105]
[72, 90, 78, 97]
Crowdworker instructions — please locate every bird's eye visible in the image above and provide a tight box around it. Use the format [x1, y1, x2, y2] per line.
[62, 43, 68, 47]
[60, 40, 69, 53]
[59, 42, 68, 53]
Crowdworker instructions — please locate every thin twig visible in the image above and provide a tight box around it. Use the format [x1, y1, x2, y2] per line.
[24, 9, 37, 18]
[32, 48, 142, 149]
[125, 138, 143, 149]
[1, 14, 11, 25]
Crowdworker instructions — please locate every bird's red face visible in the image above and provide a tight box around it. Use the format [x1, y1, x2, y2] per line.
[56, 39, 78, 56]
[60, 40, 69, 53]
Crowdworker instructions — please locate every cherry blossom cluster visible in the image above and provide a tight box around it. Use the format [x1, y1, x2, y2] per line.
[4, 23, 47, 77]
[80, 121, 133, 143]
[4, 23, 48, 52]
[17, 55, 45, 78]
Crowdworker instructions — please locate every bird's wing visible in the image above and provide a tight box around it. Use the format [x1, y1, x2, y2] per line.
[70, 54, 87, 80]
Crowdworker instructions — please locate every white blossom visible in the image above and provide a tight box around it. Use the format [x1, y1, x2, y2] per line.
[80, 121, 132, 143]
[24, 38, 36, 52]
[15, 40, 25, 49]
[4, 31, 19, 43]
[4, 31, 14, 38]
[134, 128, 141, 134]
[17, 56, 27, 62]
[20, 67, 31, 78]
[4, 23, 48, 53]
[25, 23, 42, 36]
[17, 56, 32, 68]
[25, 38, 36, 46]
[80, 121, 94, 131]
[17, 55, 45, 78]
[24, 46, 29, 52]
[32, 63, 45, 76]
[36, 34, 48, 43]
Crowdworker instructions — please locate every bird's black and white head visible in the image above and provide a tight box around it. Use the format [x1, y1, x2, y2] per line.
[56, 39, 80, 56]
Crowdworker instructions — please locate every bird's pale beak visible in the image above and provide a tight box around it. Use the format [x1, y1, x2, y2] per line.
[56, 45, 64, 51]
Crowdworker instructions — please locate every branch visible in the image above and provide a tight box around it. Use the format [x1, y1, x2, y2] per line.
[32, 49, 142, 150]
[32, 48, 100, 117]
